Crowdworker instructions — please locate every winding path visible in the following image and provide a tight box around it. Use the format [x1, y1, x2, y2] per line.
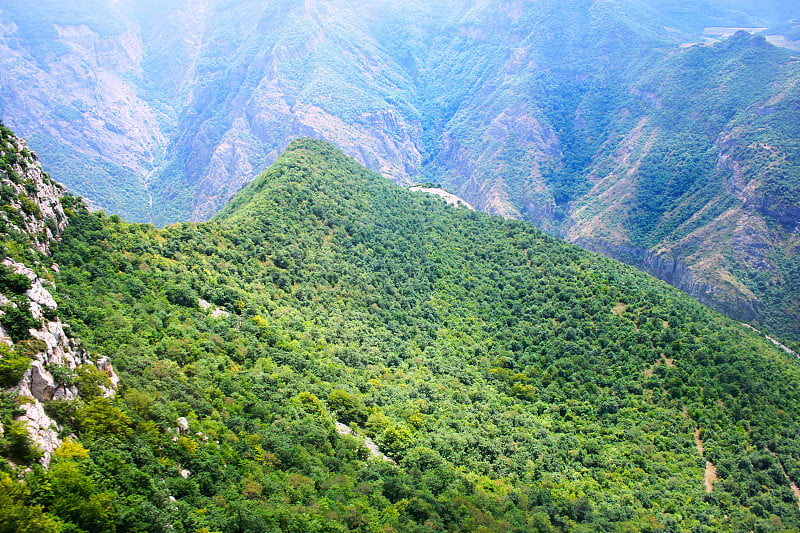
[741, 323, 798, 358]
[767, 448, 800, 511]
[335, 422, 396, 466]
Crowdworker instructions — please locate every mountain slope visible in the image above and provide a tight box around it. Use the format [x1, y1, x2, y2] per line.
[0, 1, 798, 332]
[1, 0, 795, 223]
[0, 123, 118, 476]
[565, 32, 800, 338]
[0, 138, 794, 531]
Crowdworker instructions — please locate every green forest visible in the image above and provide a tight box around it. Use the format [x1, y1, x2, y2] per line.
[3, 138, 800, 532]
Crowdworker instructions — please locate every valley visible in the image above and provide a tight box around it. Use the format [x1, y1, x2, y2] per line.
[0, 0, 798, 339]
[0, 3, 800, 527]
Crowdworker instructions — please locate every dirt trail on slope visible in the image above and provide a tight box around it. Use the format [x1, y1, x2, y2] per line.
[741, 323, 798, 357]
[694, 428, 718, 493]
[767, 448, 800, 511]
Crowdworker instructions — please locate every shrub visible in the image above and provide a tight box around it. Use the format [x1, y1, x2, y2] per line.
[0, 344, 31, 387]
[164, 281, 199, 308]
[52, 438, 89, 461]
[18, 195, 41, 218]
[2, 419, 42, 464]
[46, 364, 76, 387]
[74, 364, 111, 400]
[0, 301, 38, 342]
[43, 399, 78, 426]
[75, 398, 131, 438]
[328, 389, 368, 425]
[0, 265, 31, 294]
[0, 472, 60, 532]
[15, 339, 46, 358]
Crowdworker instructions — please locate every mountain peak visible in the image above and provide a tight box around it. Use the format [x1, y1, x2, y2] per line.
[215, 137, 378, 223]
[2, 121, 800, 531]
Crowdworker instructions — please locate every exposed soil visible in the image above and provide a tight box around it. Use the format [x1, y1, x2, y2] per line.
[694, 427, 717, 493]
[335, 422, 396, 466]
[694, 428, 703, 455]
[704, 461, 719, 493]
[644, 353, 673, 378]
[767, 448, 800, 511]
[409, 186, 475, 210]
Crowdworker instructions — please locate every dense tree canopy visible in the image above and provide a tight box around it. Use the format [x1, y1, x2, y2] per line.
[3, 139, 800, 532]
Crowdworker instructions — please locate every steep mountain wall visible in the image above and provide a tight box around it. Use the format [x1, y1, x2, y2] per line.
[0, 1, 798, 338]
[0, 125, 118, 466]
[3, 133, 800, 530]
[564, 32, 800, 337]
[573, 239, 761, 322]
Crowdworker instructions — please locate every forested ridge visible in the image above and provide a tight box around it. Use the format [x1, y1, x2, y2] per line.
[3, 138, 800, 532]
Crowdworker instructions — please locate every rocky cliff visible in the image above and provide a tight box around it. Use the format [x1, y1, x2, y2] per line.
[0, 124, 118, 466]
[572, 239, 761, 323]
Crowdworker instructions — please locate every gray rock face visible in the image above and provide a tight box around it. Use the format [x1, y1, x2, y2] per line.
[2, 259, 59, 322]
[573, 239, 761, 323]
[4, 274, 119, 466]
[5, 258, 121, 466]
[642, 251, 760, 323]
[0, 136, 69, 254]
[17, 399, 61, 464]
[28, 361, 56, 402]
[335, 421, 396, 466]
[0, 135, 119, 467]
[96, 356, 120, 391]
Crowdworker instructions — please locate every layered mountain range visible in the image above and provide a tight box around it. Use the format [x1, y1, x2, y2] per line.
[0, 0, 799, 337]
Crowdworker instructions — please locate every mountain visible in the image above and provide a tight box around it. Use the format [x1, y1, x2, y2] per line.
[565, 31, 800, 338]
[4, 133, 800, 531]
[0, 0, 799, 339]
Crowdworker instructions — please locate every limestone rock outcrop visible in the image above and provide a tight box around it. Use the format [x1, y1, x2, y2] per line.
[0, 128, 118, 467]
[2, 258, 119, 466]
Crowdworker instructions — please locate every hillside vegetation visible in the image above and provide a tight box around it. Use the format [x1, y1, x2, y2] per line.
[565, 31, 800, 339]
[3, 138, 800, 532]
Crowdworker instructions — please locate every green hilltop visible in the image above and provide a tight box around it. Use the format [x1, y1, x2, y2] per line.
[3, 137, 800, 531]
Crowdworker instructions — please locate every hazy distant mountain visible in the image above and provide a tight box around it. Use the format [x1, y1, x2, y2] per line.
[0, 0, 798, 337]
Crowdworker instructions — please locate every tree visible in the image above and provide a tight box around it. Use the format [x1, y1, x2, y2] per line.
[47, 461, 116, 533]
[0, 344, 31, 387]
[327, 389, 368, 425]
[0, 473, 60, 533]
[75, 398, 131, 439]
